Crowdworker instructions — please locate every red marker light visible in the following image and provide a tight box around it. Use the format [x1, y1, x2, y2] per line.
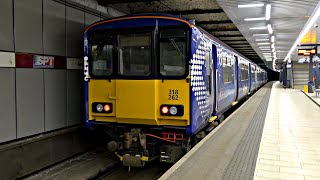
[104, 104, 111, 112]
[161, 106, 169, 114]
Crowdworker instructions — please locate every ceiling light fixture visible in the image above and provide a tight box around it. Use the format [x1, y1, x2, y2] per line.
[256, 39, 270, 41]
[253, 34, 269, 36]
[267, 24, 273, 34]
[258, 42, 270, 45]
[271, 43, 275, 49]
[266, 4, 271, 20]
[284, 1, 320, 61]
[250, 27, 268, 30]
[238, 3, 264, 8]
[244, 17, 266, 21]
[271, 36, 275, 43]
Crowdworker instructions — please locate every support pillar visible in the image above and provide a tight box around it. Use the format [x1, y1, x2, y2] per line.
[308, 55, 314, 93]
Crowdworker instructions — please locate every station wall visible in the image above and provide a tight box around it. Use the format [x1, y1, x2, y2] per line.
[0, 0, 114, 143]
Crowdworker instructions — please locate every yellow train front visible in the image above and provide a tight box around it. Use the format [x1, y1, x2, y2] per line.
[84, 14, 192, 167]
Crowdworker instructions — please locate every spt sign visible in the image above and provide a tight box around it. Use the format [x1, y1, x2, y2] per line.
[33, 55, 54, 68]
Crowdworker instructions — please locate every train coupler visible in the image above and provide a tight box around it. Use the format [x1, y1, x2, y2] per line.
[120, 154, 149, 167]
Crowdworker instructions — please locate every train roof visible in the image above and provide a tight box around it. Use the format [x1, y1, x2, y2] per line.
[85, 13, 266, 72]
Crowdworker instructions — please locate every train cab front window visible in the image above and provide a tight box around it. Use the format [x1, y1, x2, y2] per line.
[91, 44, 113, 76]
[118, 33, 151, 76]
[159, 29, 186, 76]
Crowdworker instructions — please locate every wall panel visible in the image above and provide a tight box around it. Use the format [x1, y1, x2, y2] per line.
[43, 0, 66, 56]
[15, 0, 42, 54]
[67, 70, 84, 126]
[85, 12, 101, 27]
[66, 6, 84, 58]
[16, 69, 45, 138]
[44, 69, 67, 131]
[0, 68, 16, 143]
[0, 0, 14, 51]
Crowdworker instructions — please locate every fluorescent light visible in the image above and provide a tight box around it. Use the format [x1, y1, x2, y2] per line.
[250, 27, 268, 30]
[266, 4, 271, 20]
[271, 36, 275, 43]
[256, 39, 269, 41]
[253, 34, 269, 36]
[284, 1, 320, 61]
[271, 43, 275, 49]
[244, 17, 266, 21]
[267, 24, 273, 34]
[238, 3, 264, 8]
[258, 42, 270, 45]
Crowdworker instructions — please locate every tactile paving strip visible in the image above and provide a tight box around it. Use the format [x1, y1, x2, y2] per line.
[221, 87, 272, 180]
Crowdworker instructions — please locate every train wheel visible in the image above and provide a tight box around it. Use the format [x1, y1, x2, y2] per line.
[218, 115, 225, 124]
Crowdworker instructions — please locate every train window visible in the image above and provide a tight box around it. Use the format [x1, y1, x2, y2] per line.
[223, 56, 232, 83]
[91, 44, 113, 76]
[160, 29, 186, 76]
[205, 47, 212, 95]
[240, 63, 249, 80]
[118, 33, 151, 76]
[251, 65, 256, 80]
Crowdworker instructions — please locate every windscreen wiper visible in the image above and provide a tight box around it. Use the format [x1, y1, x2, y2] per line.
[169, 38, 184, 58]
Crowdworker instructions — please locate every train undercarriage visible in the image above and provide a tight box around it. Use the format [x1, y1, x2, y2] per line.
[94, 117, 224, 168]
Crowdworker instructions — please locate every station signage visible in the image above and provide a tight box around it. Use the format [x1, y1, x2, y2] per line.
[298, 48, 317, 56]
[33, 55, 54, 68]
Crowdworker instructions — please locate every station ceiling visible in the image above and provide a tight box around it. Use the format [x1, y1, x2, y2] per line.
[96, 0, 320, 70]
[96, 0, 266, 67]
[217, 0, 319, 69]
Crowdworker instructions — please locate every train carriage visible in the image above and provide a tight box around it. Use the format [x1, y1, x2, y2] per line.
[84, 14, 267, 168]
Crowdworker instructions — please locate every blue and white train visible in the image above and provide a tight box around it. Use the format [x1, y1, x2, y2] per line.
[84, 14, 268, 167]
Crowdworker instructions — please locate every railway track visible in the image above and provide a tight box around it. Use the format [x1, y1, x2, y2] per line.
[97, 162, 171, 180]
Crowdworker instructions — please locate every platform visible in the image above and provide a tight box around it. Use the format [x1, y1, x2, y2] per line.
[161, 81, 320, 180]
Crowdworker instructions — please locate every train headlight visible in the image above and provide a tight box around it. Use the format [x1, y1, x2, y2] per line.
[96, 104, 104, 112]
[104, 104, 111, 112]
[160, 105, 184, 116]
[169, 106, 178, 115]
[161, 106, 169, 114]
[92, 103, 113, 113]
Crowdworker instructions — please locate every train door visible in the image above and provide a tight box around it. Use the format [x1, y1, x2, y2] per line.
[234, 55, 238, 101]
[249, 63, 252, 92]
[211, 44, 217, 112]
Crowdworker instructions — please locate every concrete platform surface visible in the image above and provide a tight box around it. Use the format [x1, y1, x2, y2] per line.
[160, 82, 273, 180]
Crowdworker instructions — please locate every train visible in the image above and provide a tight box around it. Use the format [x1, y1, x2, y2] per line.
[83, 14, 267, 168]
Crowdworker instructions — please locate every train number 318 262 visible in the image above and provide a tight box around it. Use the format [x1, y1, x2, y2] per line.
[168, 89, 179, 100]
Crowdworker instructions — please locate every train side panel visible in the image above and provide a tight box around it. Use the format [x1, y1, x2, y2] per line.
[187, 28, 215, 135]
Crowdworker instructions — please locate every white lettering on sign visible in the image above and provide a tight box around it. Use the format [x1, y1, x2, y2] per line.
[84, 56, 89, 81]
[33, 55, 54, 68]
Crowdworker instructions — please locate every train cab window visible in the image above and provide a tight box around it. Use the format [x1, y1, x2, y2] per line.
[223, 56, 232, 83]
[91, 44, 113, 76]
[159, 29, 186, 76]
[118, 33, 151, 76]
